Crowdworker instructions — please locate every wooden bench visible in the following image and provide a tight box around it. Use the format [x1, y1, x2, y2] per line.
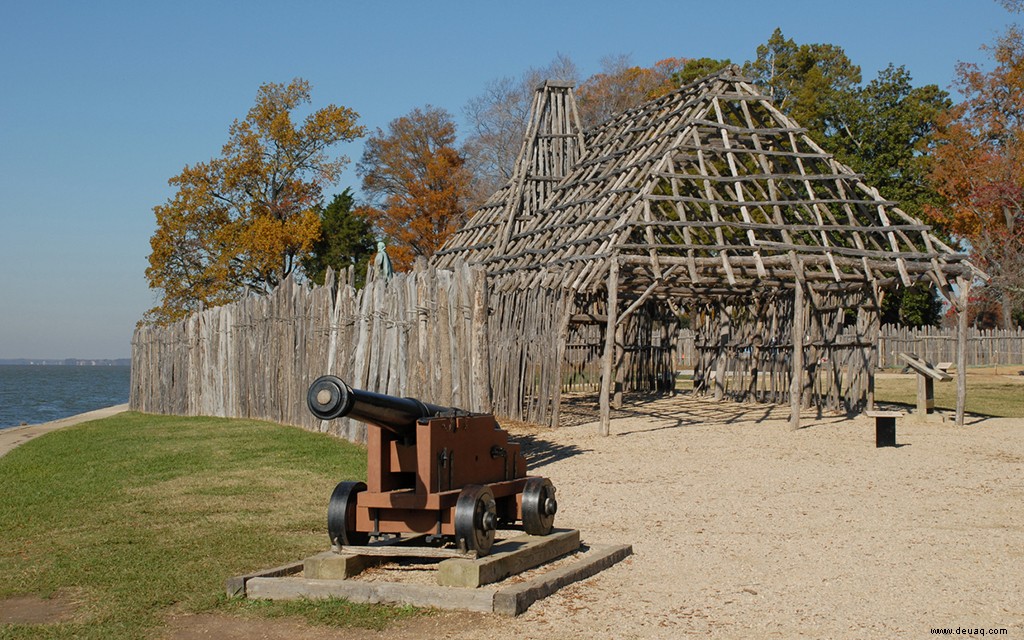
[866, 410, 903, 447]
[899, 353, 952, 416]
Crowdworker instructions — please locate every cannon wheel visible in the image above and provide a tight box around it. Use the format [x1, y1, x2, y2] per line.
[327, 480, 368, 547]
[522, 477, 557, 536]
[454, 484, 497, 555]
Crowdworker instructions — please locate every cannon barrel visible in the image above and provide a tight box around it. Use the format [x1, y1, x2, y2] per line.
[307, 375, 461, 435]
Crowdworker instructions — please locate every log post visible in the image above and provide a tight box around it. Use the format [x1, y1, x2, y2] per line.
[867, 286, 883, 412]
[955, 276, 972, 427]
[715, 304, 730, 401]
[599, 258, 619, 436]
[613, 321, 625, 409]
[471, 266, 493, 414]
[549, 294, 573, 429]
[789, 281, 806, 431]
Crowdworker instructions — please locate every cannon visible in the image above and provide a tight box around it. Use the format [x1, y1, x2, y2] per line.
[307, 376, 558, 556]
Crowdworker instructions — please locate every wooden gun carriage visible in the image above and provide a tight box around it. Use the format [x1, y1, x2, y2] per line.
[307, 375, 558, 556]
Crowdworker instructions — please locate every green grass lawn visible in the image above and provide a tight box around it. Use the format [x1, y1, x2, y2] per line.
[873, 370, 1024, 417]
[672, 369, 1022, 418]
[0, 413, 418, 639]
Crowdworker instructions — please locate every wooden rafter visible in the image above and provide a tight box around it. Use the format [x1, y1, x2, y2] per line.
[432, 65, 982, 430]
[440, 65, 974, 297]
[434, 80, 585, 269]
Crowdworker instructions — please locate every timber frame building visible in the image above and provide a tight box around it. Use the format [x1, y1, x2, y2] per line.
[435, 66, 981, 430]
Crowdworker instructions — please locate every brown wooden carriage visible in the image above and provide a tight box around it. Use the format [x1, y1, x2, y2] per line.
[307, 375, 557, 556]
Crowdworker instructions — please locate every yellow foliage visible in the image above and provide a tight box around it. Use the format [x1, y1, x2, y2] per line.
[145, 79, 363, 324]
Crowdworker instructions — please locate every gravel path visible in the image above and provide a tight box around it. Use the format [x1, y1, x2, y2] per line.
[479, 394, 1024, 639]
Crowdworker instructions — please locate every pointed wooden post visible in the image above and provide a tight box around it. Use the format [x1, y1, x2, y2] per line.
[867, 286, 883, 412]
[599, 258, 619, 436]
[955, 276, 972, 427]
[613, 321, 625, 409]
[470, 266, 492, 414]
[789, 281, 806, 431]
[715, 304, 730, 401]
[549, 295, 573, 429]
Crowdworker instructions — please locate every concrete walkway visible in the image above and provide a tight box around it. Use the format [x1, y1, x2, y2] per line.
[0, 404, 130, 458]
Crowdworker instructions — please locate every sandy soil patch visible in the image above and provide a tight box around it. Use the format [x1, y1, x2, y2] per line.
[0, 592, 79, 625]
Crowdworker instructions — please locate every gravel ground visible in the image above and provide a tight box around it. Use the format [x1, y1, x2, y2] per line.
[480, 393, 1024, 639]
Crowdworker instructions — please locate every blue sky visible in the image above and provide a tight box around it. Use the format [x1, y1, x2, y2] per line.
[0, 0, 1015, 359]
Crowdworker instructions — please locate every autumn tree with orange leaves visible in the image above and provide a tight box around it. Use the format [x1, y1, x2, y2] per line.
[357, 106, 471, 270]
[928, 27, 1024, 327]
[575, 56, 693, 128]
[145, 79, 363, 324]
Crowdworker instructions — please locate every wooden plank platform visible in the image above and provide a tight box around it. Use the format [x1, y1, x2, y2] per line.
[234, 539, 633, 616]
[899, 352, 952, 416]
[224, 560, 304, 597]
[492, 543, 633, 616]
[246, 575, 498, 612]
[899, 353, 953, 381]
[334, 534, 478, 559]
[865, 410, 903, 418]
[304, 550, 383, 580]
[437, 528, 581, 588]
[339, 545, 477, 558]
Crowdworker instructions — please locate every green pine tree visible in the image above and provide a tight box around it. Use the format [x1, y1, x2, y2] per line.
[302, 189, 377, 288]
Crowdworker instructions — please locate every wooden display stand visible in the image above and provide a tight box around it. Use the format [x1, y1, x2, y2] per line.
[899, 353, 952, 416]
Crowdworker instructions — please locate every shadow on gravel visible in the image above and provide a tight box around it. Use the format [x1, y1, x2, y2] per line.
[511, 434, 587, 469]
[559, 391, 794, 434]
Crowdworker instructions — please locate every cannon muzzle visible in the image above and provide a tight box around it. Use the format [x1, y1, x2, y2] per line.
[307, 375, 461, 435]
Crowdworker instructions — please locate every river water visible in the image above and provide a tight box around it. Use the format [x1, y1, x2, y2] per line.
[0, 365, 130, 429]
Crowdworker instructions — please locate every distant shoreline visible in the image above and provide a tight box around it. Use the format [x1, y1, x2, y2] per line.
[0, 359, 130, 366]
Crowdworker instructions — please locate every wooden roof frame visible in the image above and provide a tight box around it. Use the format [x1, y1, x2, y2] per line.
[434, 80, 586, 269]
[438, 66, 978, 300]
[438, 66, 983, 430]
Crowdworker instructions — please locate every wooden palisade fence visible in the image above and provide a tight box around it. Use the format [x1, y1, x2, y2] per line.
[877, 326, 1024, 369]
[125, 273, 596, 438]
[132, 262, 566, 441]
[131, 261, 1024, 443]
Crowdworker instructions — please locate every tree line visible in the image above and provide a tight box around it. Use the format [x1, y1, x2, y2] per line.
[145, 11, 1024, 330]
